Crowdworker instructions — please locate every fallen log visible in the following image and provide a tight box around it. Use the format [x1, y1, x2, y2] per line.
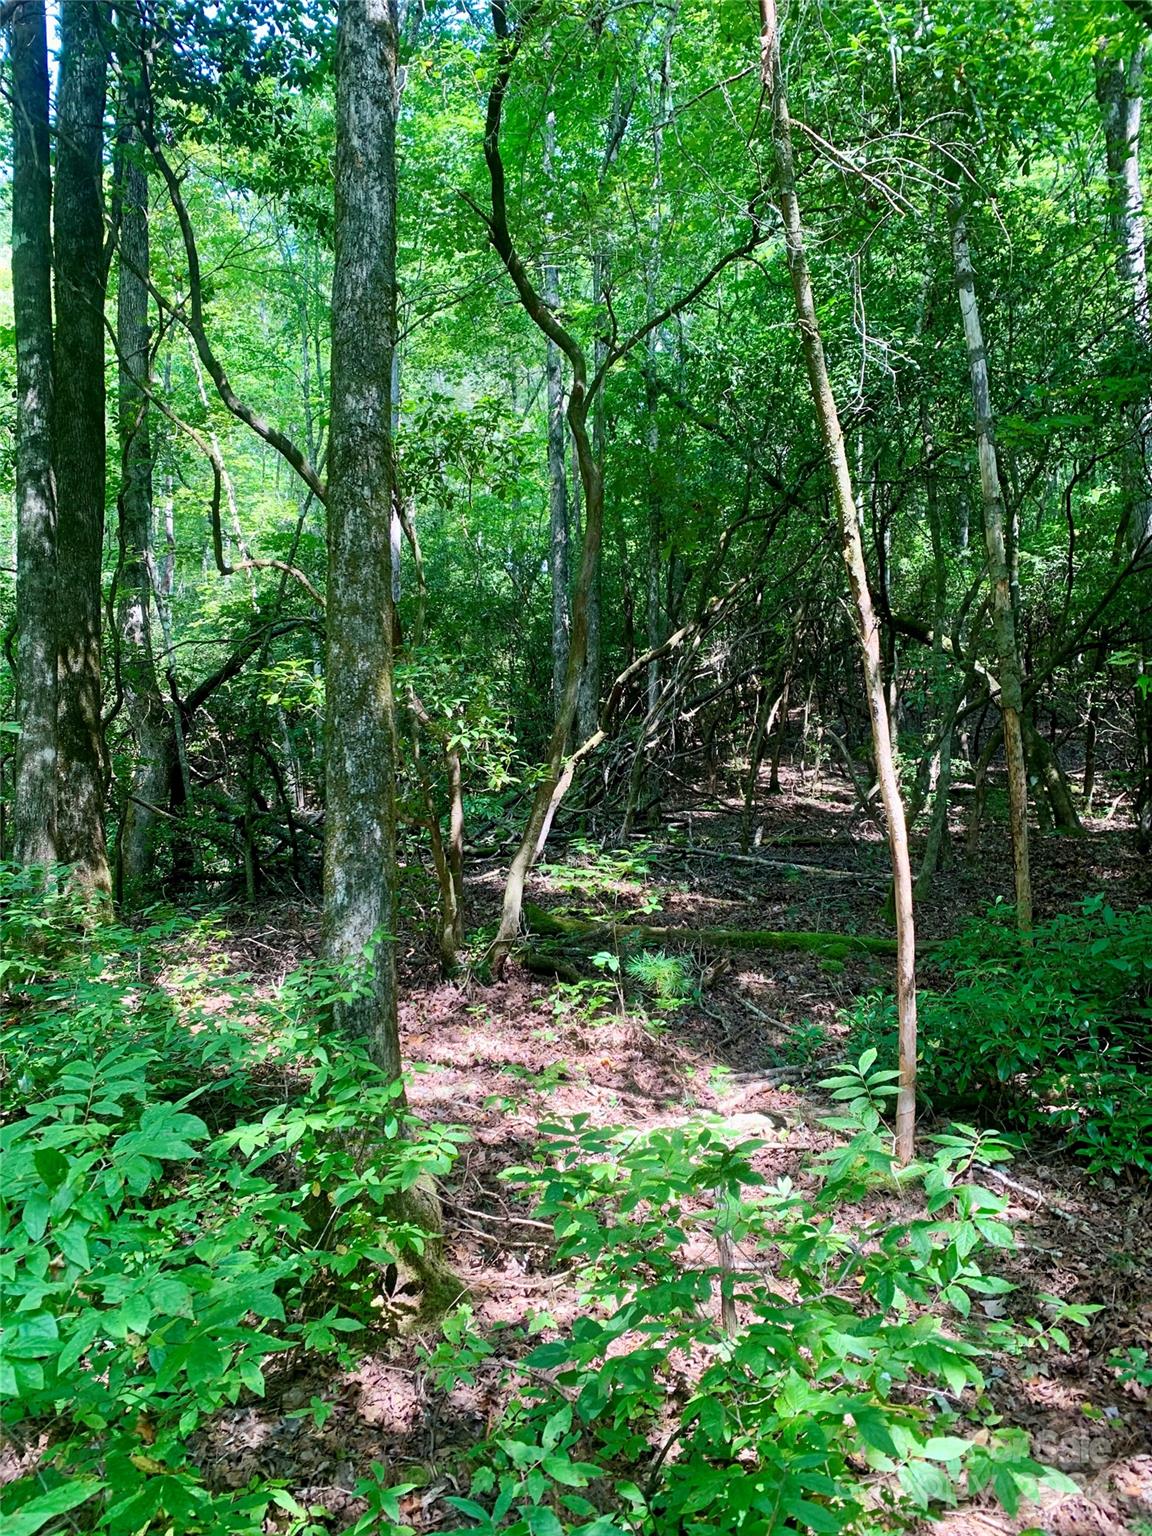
[644, 842, 885, 883]
[522, 902, 934, 958]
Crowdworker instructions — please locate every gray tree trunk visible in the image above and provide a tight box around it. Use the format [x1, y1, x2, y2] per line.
[950, 201, 1033, 934]
[114, 80, 171, 903]
[761, 0, 918, 1163]
[324, 0, 403, 1080]
[576, 245, 609, 743]
[8, 0, 58, 871]
[53, 0, 110, 894]
[1095, 46, 1152, 844]
[543, 111, 570, 715]
[1096, 47, 1152, 551]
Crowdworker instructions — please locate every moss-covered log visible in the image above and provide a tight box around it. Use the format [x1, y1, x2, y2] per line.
[523, 903, 935, 959]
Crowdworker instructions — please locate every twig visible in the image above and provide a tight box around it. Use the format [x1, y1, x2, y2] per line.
[444, 1197, 553, 1232]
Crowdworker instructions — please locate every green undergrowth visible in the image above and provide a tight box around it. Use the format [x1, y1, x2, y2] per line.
[845, 897, 1152, 1175]
[0, 867, 465, 1536]
[2, 870, 1086, 1535]
[429, 1057, 1081, 1536]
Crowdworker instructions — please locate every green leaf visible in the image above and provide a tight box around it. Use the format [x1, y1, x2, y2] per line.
[923, 1436, 971, 1461]
[33, 1148, 70, 1189]
[22, 1195, 50, 1244]
[522, 1506, 564, 1536]
[1, 1479, 103, 1536]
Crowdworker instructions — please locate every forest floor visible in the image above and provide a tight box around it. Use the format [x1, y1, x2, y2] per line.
[194, 769, 1152, 1536]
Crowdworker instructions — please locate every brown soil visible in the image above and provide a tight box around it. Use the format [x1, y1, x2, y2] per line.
[175, 769, 1152, 1532]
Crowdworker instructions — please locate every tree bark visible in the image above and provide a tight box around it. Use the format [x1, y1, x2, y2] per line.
[1095, 45, 1152, 848]
[542, 111, 571, 717]
[8, 0, 58, 872]
[113, 71, 171, 903]
[760, 0, 918, 1163]
[324, 0, 403, 1078]
[53, 0, 111, 894]
[1096, 46, 1152, 551]
[949, 201, 1033, 933]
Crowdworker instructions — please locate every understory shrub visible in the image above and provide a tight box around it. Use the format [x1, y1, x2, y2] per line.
[433, 1057, 1076, 1536]
[1, 874, 1083, 1536]
[0, 867, 464, 1535]
[846, 897, 1152, 1175]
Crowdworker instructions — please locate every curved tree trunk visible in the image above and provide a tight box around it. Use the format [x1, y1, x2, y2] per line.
[8, 0, 58, 872]
[760, 0, 918, 1163]
[54, 0, 111, 895]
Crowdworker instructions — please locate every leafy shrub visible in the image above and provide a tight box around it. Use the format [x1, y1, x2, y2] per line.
[846, 898, 1152, 1175]
[0, 868, 463, 1535]
[435, 1056, 1073, 1536]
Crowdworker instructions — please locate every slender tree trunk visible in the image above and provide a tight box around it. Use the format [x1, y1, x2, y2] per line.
[950, 203, 1032, 934]
[543, 112, 571, 716]
[53, 0, 111, 894]
[1096, 47, 1152, 551]
[114, 83, 171, 903]
[324, 0, 403, 1076]
[915, 393, 955, 895]
[576, 249, 609, 742]
[1096, 45, 1152, 845]
[8, 0, 58, 871]
[760, 0, 917, 1162]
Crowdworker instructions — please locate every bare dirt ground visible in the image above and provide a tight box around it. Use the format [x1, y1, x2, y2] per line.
[197, 768, 1151, 1535]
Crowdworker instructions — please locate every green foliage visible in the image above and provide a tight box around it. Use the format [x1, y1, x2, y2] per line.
[779, 1017, 828, 1066]
[538, 843, 656, 902]
[1109, 1346, 1152, 1389]
[623, 950, 697, 1012]
[0, 868, 463, 1535]
[429, 1057, 1073, 1536]
[845, 900, 1152, 1175]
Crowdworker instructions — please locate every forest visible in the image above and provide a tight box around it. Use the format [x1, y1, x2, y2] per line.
[1, 0, 1151, 1532]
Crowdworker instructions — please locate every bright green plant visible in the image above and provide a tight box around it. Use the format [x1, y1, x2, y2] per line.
[624, 950, 697, 1013]
[435, 1056, 1075, 1536]
[1109, 1346, 1152, 1388]
[0, 870, 463, 1535]
[845, 899, 1152, 1175]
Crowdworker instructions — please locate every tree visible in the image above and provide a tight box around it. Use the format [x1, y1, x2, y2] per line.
[7, 0, 57, 872]
[323, 0, 404, 1075]
[949, 201, 1033, 934]
[113, 38, 171, 903]
[53, 0, 111, 894]
[759, 0, 918, 1161]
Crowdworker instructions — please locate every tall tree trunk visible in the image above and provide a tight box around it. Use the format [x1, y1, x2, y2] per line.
[1096, 46, 1152, 551]
[324, 0, 403, 1076]
[114, 77, 171, 903]
[760, 0, 918, 1163]
[576, 248, 609, 743]
[915, 391, 956, 895]
[950, 202, 1033, 933]
[1096, 45, 1152, 846]
[54, 0, 110, 894]
[7, 0, 58, 871]
[323, 0, 459, 1324]
[543, 111, 570, 717]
